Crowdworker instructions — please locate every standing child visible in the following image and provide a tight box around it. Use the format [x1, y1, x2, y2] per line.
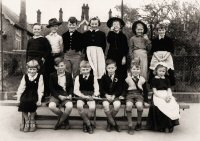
[83, 17, 106, 79]
[74, 60, 100, 134]
[100, 59, 123, 132]
[48, 57, 74, 130]
[122, 61, 149, 135]
[106, 17, 129, 80]
[147, 62, 180, 132]
[17, 60, 44, 132]
[130, 21, 151, 80]
[62, 17, 83, 78]
[26, 23, 52, 99]
[149, 23, 175, 86]
[46, 18, 63, 73]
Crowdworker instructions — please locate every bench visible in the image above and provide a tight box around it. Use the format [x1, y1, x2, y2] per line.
[17, 97, 190, 130]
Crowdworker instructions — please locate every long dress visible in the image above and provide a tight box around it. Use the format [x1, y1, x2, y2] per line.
[107, 31, 129, 80]
[83, 30, 106, 79]
[147, 77, 180, 131]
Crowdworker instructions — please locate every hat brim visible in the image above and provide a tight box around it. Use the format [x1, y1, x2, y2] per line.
[107, 17, 125, 28]
[46, 22, 62, 28]
[132, 21, 148, 34]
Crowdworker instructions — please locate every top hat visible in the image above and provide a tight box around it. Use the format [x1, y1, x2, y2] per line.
[132, 20, 148, 34]
[106, 17, 125, 28]
[46, 18, 62, 28]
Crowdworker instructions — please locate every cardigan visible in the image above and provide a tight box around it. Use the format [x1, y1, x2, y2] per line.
[150, 36, 174, 55]
[26, 37, 52, 61]
[100, 73, 123, 98]
[62, 30, 83, 52]
[49, 72, 73, 99]
[83, 30, 106, 52]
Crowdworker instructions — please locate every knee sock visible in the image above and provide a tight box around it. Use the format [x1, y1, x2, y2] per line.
[137, 110, 143, 124]
[126, 111, 133, 127]
[105, 111, 115, 126]
[79, 110, 91, 126]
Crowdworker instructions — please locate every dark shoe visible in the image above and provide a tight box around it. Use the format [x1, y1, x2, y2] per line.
[64, 119, 70, 130]
[54, 117, 62, 130]
[87, 125, 94, 134]
[106, 122, 111, 132]
[23, 121, 30, 132]
[169, 127, 174, 133]
[128, 126, 134, 135]
[135, 123, 142, 131]
[29, 120, 36, 132]
[114, 124, 121, 132]
[83, 123, 87, 133]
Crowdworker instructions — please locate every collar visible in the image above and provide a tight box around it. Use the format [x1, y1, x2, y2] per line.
[89, 29, 99, 32]
[27, 73, 38, 81]
[158, 35, 165, 40]
[69, 30, 76, 33]
[49, 32, 58, 36]
[155, 75, 165, 79]
[33, 35, 43, 39]
[131, 75, 140, 79]
[135, 34, 143, 37]
[57, 72, 65, 77]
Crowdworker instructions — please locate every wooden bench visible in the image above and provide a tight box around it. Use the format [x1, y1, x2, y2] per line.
[16, 97, 189, 130]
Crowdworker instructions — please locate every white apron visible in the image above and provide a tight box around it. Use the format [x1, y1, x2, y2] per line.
[150, 51, 174, 70]
[153, 90, 180, 120]
[86, 46, 105, 79]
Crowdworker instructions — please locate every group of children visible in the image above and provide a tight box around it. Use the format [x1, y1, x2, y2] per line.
[16, 16, 180, 135]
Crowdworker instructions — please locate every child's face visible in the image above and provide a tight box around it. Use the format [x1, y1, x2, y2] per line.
[90, 20, 99, 30]
[135, 24, 144, 36]
[50, 25, 59, 33]
[68, 22, 77, 32]
[55, 62, 66, 74]
[33, 25, 42, 36]
[106, 64, 117, 75]
[158, 28, 166, 37]
[112, 21, 121, 32]
[130, 66, 141, 76]
[80, 67, 91, 75]
[27, 67, 38, 77]
[156, 66, 166, 77]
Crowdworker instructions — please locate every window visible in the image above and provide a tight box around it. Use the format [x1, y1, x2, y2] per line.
[14, 28, 22, 50]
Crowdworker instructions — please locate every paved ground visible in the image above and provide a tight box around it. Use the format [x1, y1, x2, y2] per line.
[0, 103, 199, 141]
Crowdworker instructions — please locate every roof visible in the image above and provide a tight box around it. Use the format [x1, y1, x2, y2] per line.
[30, 21, 110, 36]
[2, 4, 33, 34]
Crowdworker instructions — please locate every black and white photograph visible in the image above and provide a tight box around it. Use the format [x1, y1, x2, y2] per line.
[0, 0, 199, 141]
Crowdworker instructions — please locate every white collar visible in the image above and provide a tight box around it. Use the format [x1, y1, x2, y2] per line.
[89, 29, 99, 32]
[33, 35, 43, 39]
[131, 75, 140, 79]
[155, 75, 165, 79]
[27, 73, 38, 81]
[158, 35, 165, 40]
[49, 32, 58, 36]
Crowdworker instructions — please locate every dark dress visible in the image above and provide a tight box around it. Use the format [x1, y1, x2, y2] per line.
[147, 77, 179, 131]
[149, 36, 175, 86]
[26, 37, 52, 98]
[18, 74, 41, 112]
[107, 31, 129, 80]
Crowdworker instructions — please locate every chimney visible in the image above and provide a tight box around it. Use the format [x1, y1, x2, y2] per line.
[81, 4, 85, 21]
[37, 9, 41, 24]
[19, 0, 27, 29]
[109, 9, 112, 19]
[85, 4, 89, 21]
[59, 8, 63, 22]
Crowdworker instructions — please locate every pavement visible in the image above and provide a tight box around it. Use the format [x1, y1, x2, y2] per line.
[0, 103, 199, 141]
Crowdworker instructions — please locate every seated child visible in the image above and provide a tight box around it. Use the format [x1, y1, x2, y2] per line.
[147, 62, 180, 133]
[74, 60, 100, 134]
[48, 57, 74, 130]
[100, 59, 123, 132]
[17, 60, 44, 132]
[123, 61, 149, 135]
